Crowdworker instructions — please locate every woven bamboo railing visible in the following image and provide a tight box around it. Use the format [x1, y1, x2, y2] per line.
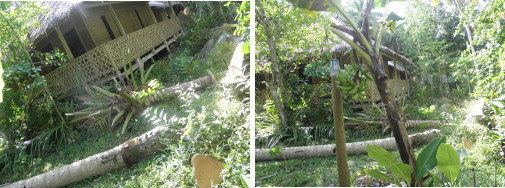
[45, 19, 182, 97]
[364, 79, 409, 103]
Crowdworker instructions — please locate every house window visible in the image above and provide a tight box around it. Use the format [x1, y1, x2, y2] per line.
[101, 15, 116, 40]
[166, 9, 171, 19]
[63, 28, 86, 58]
[41, 44, 54, 53]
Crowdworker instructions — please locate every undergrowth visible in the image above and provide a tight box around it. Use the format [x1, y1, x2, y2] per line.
[255, 85, 505, 186]
[3, 87, 250, 187]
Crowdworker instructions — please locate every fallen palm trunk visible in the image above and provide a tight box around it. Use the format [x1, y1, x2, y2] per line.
[404, 120, 442, 129]
[298, 120, 442, 128]
[5, 126, 181, 188]
[255, 129, 440, 161]
[145, 71, 225, 105]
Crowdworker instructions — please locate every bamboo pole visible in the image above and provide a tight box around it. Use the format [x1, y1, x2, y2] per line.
[405, 68, 410, 96]
[332, 69, 350, 186]
[394, 60, 398, 80]
[146, 1, 158, 24]
[77, 7, 97, 49]
[168, 2, 184, 35]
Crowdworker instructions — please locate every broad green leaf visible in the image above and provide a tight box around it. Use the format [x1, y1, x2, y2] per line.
[241, 42, 250, 54]
[390, 162, 412, 185]
[385, 12, 403, 21]
[287, 0, 340, 13]
[367, 169, 401, 186]
[437, 143, 461, 184]
[366, 145, 411, 184]
[240, 174, 250, 188]
[301, 8, 319, 20]
[366, 145, 400, 167]
[415, 136, 446, 181]
[374, 0, 405, 8]
[387, 20, 396, 33]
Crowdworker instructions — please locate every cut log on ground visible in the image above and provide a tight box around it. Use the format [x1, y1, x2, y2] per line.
[5, 126, 181, 188]
[255, 129, 440, 161]
[145, 71, 225, 105]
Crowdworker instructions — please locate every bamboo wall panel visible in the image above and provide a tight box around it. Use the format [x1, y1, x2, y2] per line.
[86, 6, 114, 46]
[113, 2, 151, 34]
[45, 19, 182, 97]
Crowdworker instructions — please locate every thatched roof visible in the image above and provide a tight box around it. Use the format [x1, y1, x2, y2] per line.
[28, 1, 81, 42]
[28, 1, 182, 43]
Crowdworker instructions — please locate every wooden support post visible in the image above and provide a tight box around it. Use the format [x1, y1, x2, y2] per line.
[168, 2, 176, 18]
[146, 2, 158, 24]
[332, 76, 350, 186]
[393, 61, 398, 97]
[55, 25, 74, 60]
[164, 40, 170, 53]
[77, 7, 97, 49]
[136, 58, 143, 70]
[405, 69, 409, 96]
[394, 61, 398, 80]
[108, 5, 126, 36]
[70, 19, 89, 52]
[331, 57, 350, 186]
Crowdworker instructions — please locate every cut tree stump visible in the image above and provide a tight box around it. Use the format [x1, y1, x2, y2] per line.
[5, 126, 180, 188]
[255, 129, 440, 161]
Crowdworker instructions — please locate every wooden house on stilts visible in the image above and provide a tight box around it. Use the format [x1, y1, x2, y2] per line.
[329, 43, 416, 103]
[28, 1, 184, 98]
[256, 42, 416, 106]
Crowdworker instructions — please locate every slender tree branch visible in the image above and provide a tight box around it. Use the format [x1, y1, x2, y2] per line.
[375, 24, 385, 55]
[330, 27, 374, 69]
[379, 45, 418, 68]
[332, 24, 417, 68]
[361, 0, 374, 45]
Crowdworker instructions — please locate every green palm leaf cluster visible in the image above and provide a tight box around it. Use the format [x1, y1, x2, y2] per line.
[66, 60, 158, 134]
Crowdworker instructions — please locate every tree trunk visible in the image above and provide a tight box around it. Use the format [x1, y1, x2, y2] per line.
[257, 0, 288, 128]
[332, 76, 351, 186]
[255, 129, 440, 161]
[5, 126, 181, 188]
[453, 0, 478, 70]
[373, 54, 419, 186]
